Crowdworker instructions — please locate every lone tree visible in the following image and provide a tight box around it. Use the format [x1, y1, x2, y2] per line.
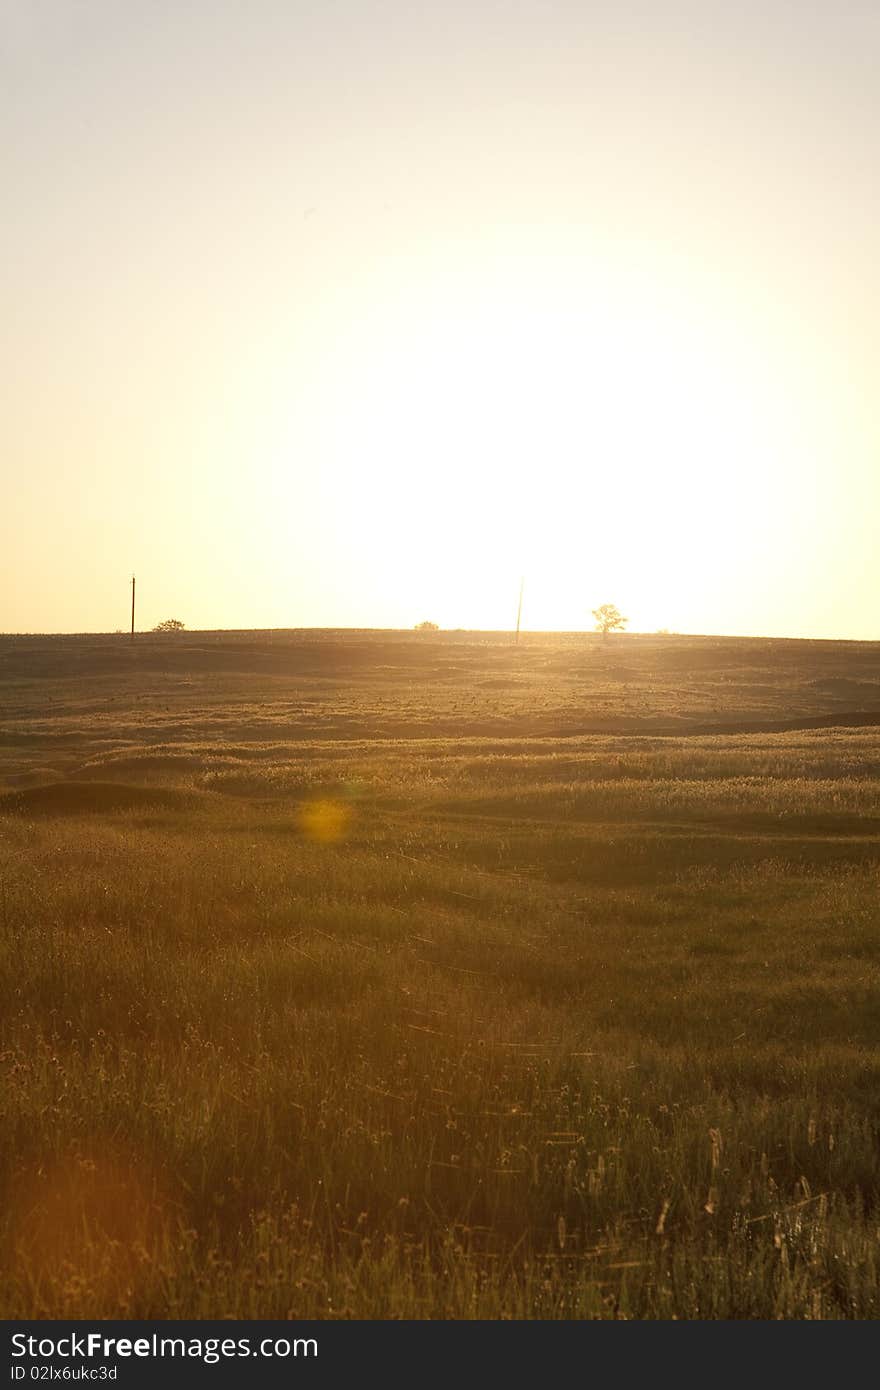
[153, 618, 186, 632]
[592, 603, 627, 638]
[414, 620, 439, 632]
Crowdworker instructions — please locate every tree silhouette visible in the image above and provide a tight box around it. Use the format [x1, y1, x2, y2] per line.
[592, 603, 627, 638]
[414, 620, 439, 632]
[153, 618, 186, 632]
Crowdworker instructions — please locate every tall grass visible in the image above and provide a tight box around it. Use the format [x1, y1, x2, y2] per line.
[2, 720, 879, 1317]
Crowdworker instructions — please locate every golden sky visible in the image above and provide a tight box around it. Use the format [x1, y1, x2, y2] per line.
[2, 2, 878, 637]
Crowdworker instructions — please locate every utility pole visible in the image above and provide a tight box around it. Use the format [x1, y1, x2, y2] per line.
[515, 576, 524, 645]
[130, 575, 136, 639]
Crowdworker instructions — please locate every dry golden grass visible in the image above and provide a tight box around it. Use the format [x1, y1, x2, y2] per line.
[1, 629, 878, 1317]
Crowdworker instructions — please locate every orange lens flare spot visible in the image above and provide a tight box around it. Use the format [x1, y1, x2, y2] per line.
[298, 798, 352, 843]
[13, 1149, 166, 1312]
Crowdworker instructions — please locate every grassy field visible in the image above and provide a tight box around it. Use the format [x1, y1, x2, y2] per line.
[1, 629, 879, 1318]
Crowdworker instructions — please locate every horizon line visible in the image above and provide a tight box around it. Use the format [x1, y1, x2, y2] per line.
[0, 626, 877, 646]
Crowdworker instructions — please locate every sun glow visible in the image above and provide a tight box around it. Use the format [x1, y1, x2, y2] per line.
[263, 246, 821, 634]
[4, 3, 879, 638]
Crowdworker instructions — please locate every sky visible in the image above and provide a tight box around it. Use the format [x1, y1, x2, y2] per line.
[2, 0, 878, 637]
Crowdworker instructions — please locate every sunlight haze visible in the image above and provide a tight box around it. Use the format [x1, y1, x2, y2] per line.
[2, 1, 878, 637]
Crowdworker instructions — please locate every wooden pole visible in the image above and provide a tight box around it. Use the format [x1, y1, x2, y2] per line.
[515, 576, 524, 644]
[131, 575, 136, 639]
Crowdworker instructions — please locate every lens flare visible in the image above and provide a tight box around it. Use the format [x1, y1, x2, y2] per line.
[298, 798, 352, 843]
